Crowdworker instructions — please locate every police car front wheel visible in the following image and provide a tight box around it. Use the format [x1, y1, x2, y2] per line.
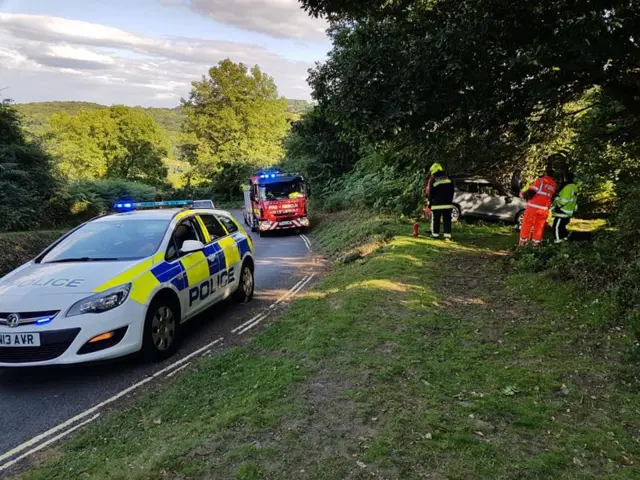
[233, 263, 254, 303]
[142, 296, 181, 361]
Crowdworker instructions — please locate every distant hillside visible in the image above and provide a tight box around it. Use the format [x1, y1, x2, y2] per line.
[16, 99, 311, 135]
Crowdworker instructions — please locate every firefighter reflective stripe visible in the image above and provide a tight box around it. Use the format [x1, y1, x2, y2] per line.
[431, 204, 454, 210]
[218, 236, 241, 268]
[94, 258, 155, 292]
[527, 203, 549, 210]
[180, 252, 210, 287]
[432, 178, 452, 187]
[196, 216, 212, 243]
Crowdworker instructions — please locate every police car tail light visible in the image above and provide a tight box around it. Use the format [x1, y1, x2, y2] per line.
[66, 284, 132, 317]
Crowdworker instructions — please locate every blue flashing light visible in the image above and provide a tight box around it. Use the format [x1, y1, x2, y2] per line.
[112, 199, 214, 212]
[35, 317, 52, 326]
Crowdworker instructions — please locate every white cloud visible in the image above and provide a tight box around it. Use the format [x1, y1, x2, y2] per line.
[160, 0, 328, 41]
[0, 13, 317, 106]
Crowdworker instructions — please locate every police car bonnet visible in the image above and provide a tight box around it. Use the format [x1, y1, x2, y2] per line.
[0, 259, 145, 296]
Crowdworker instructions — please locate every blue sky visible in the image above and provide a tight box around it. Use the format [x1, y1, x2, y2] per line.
[0, 0, 330, 106]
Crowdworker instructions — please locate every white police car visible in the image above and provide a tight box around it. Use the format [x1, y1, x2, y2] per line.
[0, 200, 255, 366]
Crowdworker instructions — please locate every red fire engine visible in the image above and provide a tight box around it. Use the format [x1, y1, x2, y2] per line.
[243, 169, 310, 236]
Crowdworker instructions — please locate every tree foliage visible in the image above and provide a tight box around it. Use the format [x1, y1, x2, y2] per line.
[46, 106, 170, 186]
[180, 59, 289, 197]
[0, 100, 61, 231]
[288, 0, 640, 214]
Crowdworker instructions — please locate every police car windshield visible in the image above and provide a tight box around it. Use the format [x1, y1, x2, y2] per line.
[40, 219, 169, 263]
[260, 180, 302, 201]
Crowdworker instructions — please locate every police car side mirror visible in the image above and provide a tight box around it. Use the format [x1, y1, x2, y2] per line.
[180, 240, 205, 255]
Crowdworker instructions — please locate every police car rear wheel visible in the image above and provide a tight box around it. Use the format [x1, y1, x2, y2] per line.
[142, 297, 181, 361]
[233, 263, 254, 303]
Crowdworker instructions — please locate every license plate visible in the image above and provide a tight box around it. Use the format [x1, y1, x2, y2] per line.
[279, 221, 292, 226]
[0, 333, 41, 347]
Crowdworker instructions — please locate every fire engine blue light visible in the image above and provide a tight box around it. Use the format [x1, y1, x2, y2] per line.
[35, 317, 52, 325]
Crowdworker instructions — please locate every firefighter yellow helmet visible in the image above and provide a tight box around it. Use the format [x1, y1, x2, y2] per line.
[429, 163, 444, 175]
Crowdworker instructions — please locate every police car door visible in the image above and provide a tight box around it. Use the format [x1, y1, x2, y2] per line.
[197, 214, 237, 303]
[208, 214, 242, 299]
[166, 216, 214, 318]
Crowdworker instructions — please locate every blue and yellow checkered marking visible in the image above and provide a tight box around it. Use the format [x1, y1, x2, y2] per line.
[233, 232, 251, 259]
[151, 261, 187, 291]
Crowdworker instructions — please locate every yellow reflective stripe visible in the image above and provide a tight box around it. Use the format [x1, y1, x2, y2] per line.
[180, 251, 210, 287]
[129, 271, 160, 305]
[174, 210, 192, 222]
[153, 251, 164, 263]
[218, 236, 241, 268]
[431, 205, 454, 210]
[433, 179, 452, 187]
[94, 258, 154, 293]
[196, 216, 212, 243]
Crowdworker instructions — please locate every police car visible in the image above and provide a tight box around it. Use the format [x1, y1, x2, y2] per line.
[0, 200, 255, 367]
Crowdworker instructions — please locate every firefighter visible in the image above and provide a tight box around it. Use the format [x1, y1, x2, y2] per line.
[427, 163, 455, 240]
[552, 171, 578, 243]
[519, 163, 558, 247]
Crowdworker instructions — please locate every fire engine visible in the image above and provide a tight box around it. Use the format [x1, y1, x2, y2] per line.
[243, 169, 310, 236]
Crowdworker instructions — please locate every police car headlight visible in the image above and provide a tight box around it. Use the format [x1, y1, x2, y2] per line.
[66, 283, 132, 317]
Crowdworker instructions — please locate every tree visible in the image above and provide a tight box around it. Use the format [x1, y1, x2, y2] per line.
[180, 59, 289, 196]
[47, 106, 170, 186]
[0, 100, 61, 230]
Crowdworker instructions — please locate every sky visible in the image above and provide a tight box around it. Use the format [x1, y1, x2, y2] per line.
[0, 0, 330, 107]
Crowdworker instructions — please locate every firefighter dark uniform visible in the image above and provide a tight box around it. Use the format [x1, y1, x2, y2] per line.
[428, 164, 455, 240]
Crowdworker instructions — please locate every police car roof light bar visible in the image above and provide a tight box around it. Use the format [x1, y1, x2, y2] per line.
[112, 199, 214, 212]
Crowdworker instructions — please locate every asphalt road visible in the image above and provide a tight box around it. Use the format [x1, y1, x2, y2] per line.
[0, 210, 321, 468]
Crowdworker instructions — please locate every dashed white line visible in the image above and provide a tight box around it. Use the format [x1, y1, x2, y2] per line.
[0, 414, 100, 473]
[166, 362, 191, 378]
[0, 337, 223, 469]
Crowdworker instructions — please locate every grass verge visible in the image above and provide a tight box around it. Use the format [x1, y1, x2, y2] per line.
[18, 212, 639, 479]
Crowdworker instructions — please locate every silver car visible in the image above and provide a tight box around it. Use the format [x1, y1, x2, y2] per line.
[450, 177, 526, 227]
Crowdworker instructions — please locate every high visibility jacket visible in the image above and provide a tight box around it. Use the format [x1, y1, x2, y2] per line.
[428, 172, 454, 210]
[553, 183, 578, 217]
[520, 175, 557, 211]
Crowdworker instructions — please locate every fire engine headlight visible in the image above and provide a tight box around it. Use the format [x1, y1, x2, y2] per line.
[300, 218, 310, 226]
[260, 222, 271, 231]
[66, 284, 131, 317]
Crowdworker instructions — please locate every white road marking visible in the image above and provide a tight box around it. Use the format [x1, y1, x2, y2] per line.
[274, 273, 316, 305]
[0, 414, 100, 474]
[232, 311, 270, 333]
[166, 362, 191, 378]
[238, 274, 316, 335]
[0, 337, 223, 467]
[299, 234, 312, 252]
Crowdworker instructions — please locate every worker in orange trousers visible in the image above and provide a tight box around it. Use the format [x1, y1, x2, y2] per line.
[519, 164, 557, 247]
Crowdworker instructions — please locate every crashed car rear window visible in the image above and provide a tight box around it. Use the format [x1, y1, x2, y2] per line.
[40, 219, 170, 263]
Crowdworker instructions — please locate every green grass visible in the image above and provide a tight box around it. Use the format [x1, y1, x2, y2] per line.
[18, 212, 640, 479]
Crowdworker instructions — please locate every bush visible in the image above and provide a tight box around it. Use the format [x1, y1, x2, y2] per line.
[0, 231, 65, 277]
[513, 183, 640, 340]
[65, 179, 158, 221]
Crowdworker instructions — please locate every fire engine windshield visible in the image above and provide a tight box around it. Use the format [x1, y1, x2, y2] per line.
[260, 180, 303, 201]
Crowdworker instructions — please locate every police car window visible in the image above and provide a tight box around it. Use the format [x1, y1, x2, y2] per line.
[40, 219, 169, 263]
[199, 215, 227, 241]
[167, 218, 204, 261]
[217, 215, 238, 234]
